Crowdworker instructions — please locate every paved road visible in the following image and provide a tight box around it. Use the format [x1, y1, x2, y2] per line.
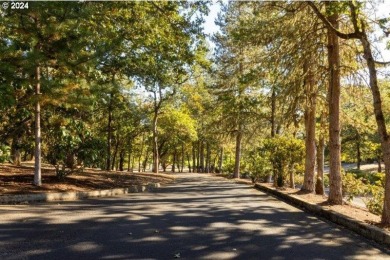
[1, 173, 389, 260]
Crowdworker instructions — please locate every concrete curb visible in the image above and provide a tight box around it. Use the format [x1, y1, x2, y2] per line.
[0, 183, 161, 204]
[234, 179, 390, 247]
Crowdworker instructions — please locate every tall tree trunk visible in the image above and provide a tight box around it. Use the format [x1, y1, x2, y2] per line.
[357, 135, 361, 170]
[142, 149, 150, 172]
[219, 146, 223, 173]
[161, 161, 167, 172]
[172, 148, 177, 173]
[212, 156, 217, 173]
[206, 142, 211, 173]
[23, 151, 28, 162]
[138, 133, 144, 172]
[327, 8, 343, 204]
[289, 164, 295, 189]
[127, 139, 133, 172]
[358, 32, 390, 223]
[271, 87, 276, 137]
[119, 149, 125, 171]
[34, 65, 42, 186]
[106, 93, 113, 171]
[315, 135, 325, 195]
[200, 140, 204, 173]
[152, 109, 159, 173]
[187, 153, 191, 173]
[308, 2, 390, 215]
[196, 141, 200, 172]
[11, 135, 21, 166]
[181, 143, 184, 173]
[271, 87, 277, 184]
[302, 59, 317, 193]
[111, 138, 119, 171]
[132, 155, 135, 172]
[192, 142, 196, 173]
[233, 126, 242, 179]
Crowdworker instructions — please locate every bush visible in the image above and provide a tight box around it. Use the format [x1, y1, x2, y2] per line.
[342, 173, 367, 202]
[249, 170, 272, 183]
[240, 171, 250, 179]
[0, 144, 10, 163]
[222, 160, 235, 175]
[346, 169, 383, 185]
[277, 175, 284, 187]
[323, 174, 330, 188]
[363, 173, 385, 216]
[262, 136, 305, 187]
[342, 170, 385, 216]
[364, 184, 384, 216]
[294, 174, 304, 187]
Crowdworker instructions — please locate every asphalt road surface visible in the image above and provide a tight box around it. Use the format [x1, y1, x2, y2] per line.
[1, 173, 389, 260]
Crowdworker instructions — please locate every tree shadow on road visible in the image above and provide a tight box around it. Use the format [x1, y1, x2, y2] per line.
[0, 177, 388, 259]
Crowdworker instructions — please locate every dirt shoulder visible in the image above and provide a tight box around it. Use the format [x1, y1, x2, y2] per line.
[0, 164, 174, 195]
[259, 182, 382, 226]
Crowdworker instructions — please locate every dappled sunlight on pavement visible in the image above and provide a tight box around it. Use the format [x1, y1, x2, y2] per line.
[0, 172, 389, 259]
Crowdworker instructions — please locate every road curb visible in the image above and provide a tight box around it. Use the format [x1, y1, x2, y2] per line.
[0, 183, 161, 204]
[234, 179, 390, 247]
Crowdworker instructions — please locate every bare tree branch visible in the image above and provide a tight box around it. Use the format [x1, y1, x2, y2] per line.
[306, 2, 362, 40]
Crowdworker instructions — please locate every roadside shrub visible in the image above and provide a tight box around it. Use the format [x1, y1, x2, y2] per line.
[365, 184, 384, 216]
[294, 173, 304, 187]
[342, 170, 385, 216]
[240, 171, 250, 179]
[246, 151, 272, 183]
[0, 144, 10, 163]
[342, 173, 366, 202]
[346, 169, 383, 185]
[262, 136, 305, 187]
[277, 174, 284, 187]
[222, 160, 235, 175]
[249, 170, 272, 183]
[323, 174, 330, 188]
[363, 174, 385, 216]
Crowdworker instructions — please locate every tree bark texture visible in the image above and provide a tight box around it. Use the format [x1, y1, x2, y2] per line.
[271, 87, 276, 137]
[206, 142, 211, 173]
[111, 137, 119, 171]
[138, 133, 144, 172]
[192, 142, 196, 173]
[219, 146, 223, 173]
[289, 164, 295, 189]
[315, 136, 325, 195]
[119, 149, 125, 171]
[187, 153, 191, 173]
[181, 143, 184, 173]
[196, 141, 200, 173]
[357, 136, 361, 170]
[152, 109, 159, 173]
[233, 128, 242, 179]
[34, 65, 42, 186]
[326, 9, 343, 204]
[172, 148, 177, 173]
[11, 135, 21, 166]
[302, 59, 317, 193]
[359, 34, 390, 224]
[106, 93, 113, 171]
[200, 140, 204, 173]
